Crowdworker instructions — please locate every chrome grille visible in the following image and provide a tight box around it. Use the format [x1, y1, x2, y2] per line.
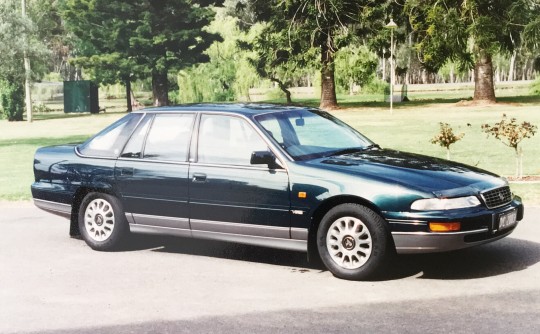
[481, 186, 512, 209]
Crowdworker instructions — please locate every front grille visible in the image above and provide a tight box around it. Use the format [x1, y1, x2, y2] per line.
[481, 186, 512, 209]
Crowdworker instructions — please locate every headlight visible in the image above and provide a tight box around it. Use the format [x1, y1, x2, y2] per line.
[411, 196, 481, 211]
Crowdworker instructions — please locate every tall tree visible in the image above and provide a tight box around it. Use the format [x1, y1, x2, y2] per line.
[235, 0, 387, 109]
[0, 0, 47, 121]
[406, 0, 540, 102]
[30, 0, 79, 80]
[60, 0, 223, 107]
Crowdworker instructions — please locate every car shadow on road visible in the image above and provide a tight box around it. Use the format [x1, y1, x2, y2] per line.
[385, 237, 540, 280]
[123, 233, 323, 270]
[122, 235, 540, 280]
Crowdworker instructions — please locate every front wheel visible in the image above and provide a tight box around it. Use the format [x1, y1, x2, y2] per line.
[78, 192, 128, 251]
[317, 204, 392, 280]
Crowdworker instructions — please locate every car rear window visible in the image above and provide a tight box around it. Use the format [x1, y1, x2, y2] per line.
[78, 113, 143, 158]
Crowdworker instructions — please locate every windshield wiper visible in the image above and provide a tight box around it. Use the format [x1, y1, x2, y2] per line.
[363, 144, 381, 150]
[326, 147, 365, 157]
[326, 144, 380, 157]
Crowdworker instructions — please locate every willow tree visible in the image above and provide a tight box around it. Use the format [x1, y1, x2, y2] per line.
[405, 0, 540, 102]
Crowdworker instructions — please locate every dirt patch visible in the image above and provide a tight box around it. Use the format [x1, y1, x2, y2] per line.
[454, 100, 522, 107]
[507, 175, 540, 182]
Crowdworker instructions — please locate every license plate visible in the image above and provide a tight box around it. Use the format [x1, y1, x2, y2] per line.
[498, 210, 517, 231]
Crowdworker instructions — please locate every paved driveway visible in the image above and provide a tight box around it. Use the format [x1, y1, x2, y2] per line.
[1, 202, 539, 333]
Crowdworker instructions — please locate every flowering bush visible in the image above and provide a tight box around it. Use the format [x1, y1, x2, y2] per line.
[481, 114, 537, 178]
[430, 122, 464, 160]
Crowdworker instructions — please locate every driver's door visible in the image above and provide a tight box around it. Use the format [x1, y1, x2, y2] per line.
[188, 114, 291, 239]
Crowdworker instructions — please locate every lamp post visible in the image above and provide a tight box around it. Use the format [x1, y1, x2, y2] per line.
[385, 18, 397, 114]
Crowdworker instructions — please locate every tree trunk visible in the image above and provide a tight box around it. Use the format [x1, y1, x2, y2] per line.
[125, 79, 132, 112]
[319, 35, 338, 110]
[473, 52, 496, 102]
[381, 52, 386, 81]
[270, 77, 292, 104]
[152, 72, 169, 106]
[22, 0, 32, 123]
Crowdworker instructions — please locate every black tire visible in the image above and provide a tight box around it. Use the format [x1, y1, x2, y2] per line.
[78, 192, 128, 251]
[317, 203, 392, 280]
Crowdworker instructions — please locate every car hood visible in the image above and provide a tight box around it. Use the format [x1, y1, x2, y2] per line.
[306, 148, 506, 197]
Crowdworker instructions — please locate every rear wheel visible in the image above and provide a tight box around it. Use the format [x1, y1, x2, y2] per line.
[78, 192, 128, 251]
[317, 203, 391, 280]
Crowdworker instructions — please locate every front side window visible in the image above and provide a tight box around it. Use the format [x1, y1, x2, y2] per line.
[142, 114, 195, 162]
[78, 113, 143, 158]
[197, 114, 268, 165]
[255, 109, 373, 160]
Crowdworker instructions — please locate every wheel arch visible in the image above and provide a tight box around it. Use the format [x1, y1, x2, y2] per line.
[307, 195, 391, 263]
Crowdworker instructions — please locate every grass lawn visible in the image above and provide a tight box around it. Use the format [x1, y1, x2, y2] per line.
[1, 95, 539, 205]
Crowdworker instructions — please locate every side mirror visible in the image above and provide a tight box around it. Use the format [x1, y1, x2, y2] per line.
[250, 151, 277, 168]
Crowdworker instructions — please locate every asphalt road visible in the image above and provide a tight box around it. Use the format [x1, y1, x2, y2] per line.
[1, 202, 539, 333]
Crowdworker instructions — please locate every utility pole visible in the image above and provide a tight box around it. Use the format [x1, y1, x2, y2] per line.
[22, 0, 33, 122]
[385, 18, 397, 115]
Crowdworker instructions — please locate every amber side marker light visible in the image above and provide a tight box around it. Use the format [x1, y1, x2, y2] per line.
[429, 222, 461, 232]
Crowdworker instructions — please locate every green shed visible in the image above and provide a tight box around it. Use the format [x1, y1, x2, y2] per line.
[63, 81, 99, 113]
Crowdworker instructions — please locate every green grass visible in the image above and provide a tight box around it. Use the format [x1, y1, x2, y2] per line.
[1, 91, 539, 205]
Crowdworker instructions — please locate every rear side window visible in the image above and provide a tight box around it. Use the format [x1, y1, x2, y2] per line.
[142, 114, 195, 162]
[78, 113, 143, 158]
[121, 115, 153, 158]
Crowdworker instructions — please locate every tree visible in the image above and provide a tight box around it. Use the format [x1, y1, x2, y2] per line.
[60, 0, 223, 107]
[405, 0, 540, 103]
[334, 45, 378, 95]
[0, 0, 47, 121]
[430, 123, 465, 160]
[177, 12, 259, 103]
[239, 23, 316, 104]
[235, 0, 389, 109]
[30, 0, 80, 81]
[482, 115, 537, 179]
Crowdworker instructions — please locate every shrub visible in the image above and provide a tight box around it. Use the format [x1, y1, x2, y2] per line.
[430, 123, 465, 160]
[531, 77, 540, 95]
[362, 78, 389, 95]
[34, 103, 52, 113]
[0, 79, 25, 121]
[481, 114, 538, 179]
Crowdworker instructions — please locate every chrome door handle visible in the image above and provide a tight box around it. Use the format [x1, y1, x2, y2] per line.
[192, 173, 207, 182]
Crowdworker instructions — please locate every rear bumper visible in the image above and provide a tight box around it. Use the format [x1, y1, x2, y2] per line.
[33, 199, 72, 219]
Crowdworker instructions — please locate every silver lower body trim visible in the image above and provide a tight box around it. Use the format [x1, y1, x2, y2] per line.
[33, 199, 71, 219]
[129, 224, 192, 238]
[190, 219, 289, 239]
[392, 226, 516, 254]
[191, 230, 307, 252]
[127, 217, 308, 252]
[132, 213, 190, 229]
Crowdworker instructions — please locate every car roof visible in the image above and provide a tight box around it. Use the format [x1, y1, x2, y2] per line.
[137, 103, 310, 116]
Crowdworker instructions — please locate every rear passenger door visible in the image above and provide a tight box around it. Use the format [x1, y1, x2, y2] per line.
[189, 113, 291, 239]
[115, 113, 195, 233]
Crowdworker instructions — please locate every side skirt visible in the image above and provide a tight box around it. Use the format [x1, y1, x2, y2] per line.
[126, 215, 308, 253]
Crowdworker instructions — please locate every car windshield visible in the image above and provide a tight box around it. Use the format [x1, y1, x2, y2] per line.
[254, 109, 374, 161]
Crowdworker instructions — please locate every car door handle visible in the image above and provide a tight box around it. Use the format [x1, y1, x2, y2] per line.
[121, 167, 133, 176]
[192, 173, 207, 182]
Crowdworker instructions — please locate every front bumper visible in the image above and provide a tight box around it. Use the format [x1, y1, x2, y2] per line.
[386, 198, 524, 254]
